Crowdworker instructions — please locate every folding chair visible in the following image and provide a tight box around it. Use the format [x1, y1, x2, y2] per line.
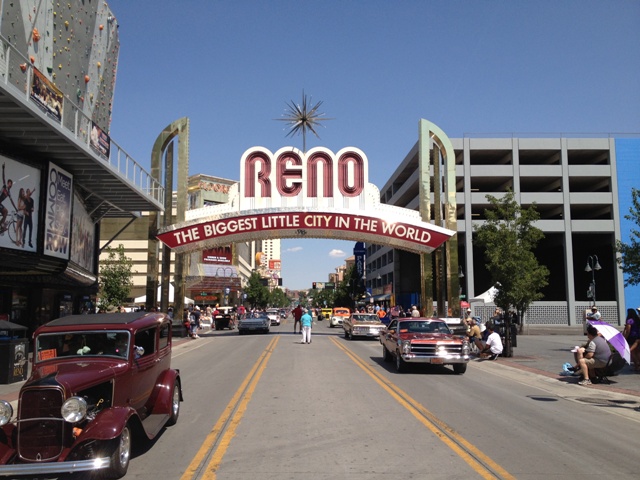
[593, 352, 624, 384]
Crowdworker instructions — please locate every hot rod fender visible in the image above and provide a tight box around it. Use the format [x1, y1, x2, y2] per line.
[77, 406, 137, 442]
[146, 368, 182, 416]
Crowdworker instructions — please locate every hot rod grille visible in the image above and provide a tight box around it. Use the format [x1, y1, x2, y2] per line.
[17, 389, 65, 461]
[411, 344, 463, 356]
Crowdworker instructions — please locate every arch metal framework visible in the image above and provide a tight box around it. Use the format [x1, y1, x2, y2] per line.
[156, 119, 459, 313]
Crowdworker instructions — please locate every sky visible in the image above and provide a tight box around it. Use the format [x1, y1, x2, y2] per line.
[106, 0, 640, 291]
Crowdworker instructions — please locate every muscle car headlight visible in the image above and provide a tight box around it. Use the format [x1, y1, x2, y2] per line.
[61, 396, 88, 423]
[402, 341, 411, 354]
[0, 400, 13, 426]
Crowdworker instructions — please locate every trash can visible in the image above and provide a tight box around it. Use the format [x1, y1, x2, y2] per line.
[0, 320, 29, 384]
[172, 320, 188, 338]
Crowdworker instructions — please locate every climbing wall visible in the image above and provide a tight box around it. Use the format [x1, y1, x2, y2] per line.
[1, 0, 120, 132]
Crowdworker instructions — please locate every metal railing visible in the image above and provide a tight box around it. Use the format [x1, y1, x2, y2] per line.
[0, 36, 164, 208]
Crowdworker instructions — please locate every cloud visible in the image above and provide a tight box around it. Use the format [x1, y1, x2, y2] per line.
[286, 246, 303, 252]
[329, 249, 346, 258]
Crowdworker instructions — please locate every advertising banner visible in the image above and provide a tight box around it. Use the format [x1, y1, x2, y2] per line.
[30, 68, 63, 123]
[268, 259, 281, 270]
[70, 194, 96, 272]
[90, 122, 111, 159]
[202, 246, 232, 264]
[0, 155, 40, 252]
[44, 163, 73, 260]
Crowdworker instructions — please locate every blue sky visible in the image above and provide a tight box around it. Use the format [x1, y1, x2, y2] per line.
[106, 0, 640, 290]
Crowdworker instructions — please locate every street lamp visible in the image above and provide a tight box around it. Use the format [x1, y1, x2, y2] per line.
[585, 255, 602, 307]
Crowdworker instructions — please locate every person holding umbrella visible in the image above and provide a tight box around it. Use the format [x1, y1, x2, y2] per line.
[574, 325, 611, 386]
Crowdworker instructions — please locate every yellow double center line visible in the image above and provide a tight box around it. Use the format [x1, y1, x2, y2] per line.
[330, 337, 515, 480]
[182, 334, 513, 480]
[180, 336, 280, 480]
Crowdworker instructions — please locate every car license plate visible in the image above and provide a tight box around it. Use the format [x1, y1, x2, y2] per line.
[431, 358, 444, 364]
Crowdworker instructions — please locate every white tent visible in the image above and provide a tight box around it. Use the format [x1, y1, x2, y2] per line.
[469, 286, 498, 304]
[134, 284, 194, 305]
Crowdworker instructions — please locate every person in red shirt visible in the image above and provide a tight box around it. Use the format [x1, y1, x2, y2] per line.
[292, 304, 303, 334]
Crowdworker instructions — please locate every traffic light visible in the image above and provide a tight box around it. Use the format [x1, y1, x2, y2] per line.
[312, 282, 317, 289]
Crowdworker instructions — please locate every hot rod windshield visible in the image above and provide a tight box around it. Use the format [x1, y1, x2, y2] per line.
[35, 331, 131, 362]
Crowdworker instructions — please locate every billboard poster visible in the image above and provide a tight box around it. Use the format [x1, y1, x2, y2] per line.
[0, 155, 40, 252]
[89, 122, 111, 159]
[353, 241, 365, 284]
[70, 194, 95, 272]
[268, 259, 281, 270]
[202, 246, 232, 264]
[44, 163, 73, 260]
[30, 68, 63, 123]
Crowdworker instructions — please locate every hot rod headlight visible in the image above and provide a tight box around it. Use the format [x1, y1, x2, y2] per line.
[0, 400, 13, 426]
[61, 396, 88, 423]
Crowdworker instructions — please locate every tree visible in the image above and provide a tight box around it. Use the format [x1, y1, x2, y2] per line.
[336, 265, 365, 309]
[244, 271, 270, 309]
[616, 187, 640, 286]
[310, 287, 335, 309]
[99, 244, 134, 311]
[269, 287, 290, 307]
[474, 191, 549, 356]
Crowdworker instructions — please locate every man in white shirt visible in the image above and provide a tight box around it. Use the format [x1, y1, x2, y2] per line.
[479, 323, 503, 360]
[586, 306, 601, 321]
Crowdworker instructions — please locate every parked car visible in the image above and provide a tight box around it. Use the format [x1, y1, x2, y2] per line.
[329, 307, 350, 327]
[0, 312, 182, 479]
[379, 318, 470, 374]
[266, 308, 281, 326]
[279, 308, 287, 319]
[320, 308, 333, 321]
[213, 306, 236, 330]
[238, 312, 271, 334]
[343, 313, 386, 340]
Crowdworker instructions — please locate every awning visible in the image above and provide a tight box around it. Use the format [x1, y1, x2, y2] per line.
[372, 294, 391, 301]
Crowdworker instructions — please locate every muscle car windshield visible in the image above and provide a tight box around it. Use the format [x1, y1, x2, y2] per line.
[397, 321, 452, 334]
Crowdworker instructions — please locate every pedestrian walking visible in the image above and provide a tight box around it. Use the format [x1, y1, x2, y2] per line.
[292, 304, 303, 334]
[301, 308, 313, 344]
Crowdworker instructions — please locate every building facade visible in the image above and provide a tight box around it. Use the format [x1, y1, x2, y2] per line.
[368, 135, 640, 326]
[0, 1, 162, 335]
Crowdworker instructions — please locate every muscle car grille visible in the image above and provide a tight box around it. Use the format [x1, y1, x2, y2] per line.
[17, 389, 66, 461]
[410, 344, 463, 356]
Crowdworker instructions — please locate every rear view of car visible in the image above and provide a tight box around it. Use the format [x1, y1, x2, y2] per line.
[238, 313, 271, 334]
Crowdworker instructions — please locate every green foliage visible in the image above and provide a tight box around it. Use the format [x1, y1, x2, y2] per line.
[244, 271, 271, 308]
[98, 244, 134, 311]
[473, 191, 549, 323]
[336, 265, 365, 309]
[616, 188, 640, 286]
[309, 287, 335, 308]
[269, 287, 290, 307]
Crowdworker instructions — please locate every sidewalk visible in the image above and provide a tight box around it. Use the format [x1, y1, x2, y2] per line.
[496, 328, 640, 397]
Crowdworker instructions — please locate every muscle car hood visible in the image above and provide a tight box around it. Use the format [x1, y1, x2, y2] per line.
[352, 320, 384, 326]
[398, 332, 460, 342]
[27, 359, 127, 391]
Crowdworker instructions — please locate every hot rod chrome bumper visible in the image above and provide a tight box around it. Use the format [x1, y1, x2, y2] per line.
[0, 457, 110, 475]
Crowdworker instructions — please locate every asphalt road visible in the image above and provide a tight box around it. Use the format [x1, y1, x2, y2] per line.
[2, 317, 639, 480]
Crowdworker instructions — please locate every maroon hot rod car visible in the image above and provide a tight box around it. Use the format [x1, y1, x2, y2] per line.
[0, 312, 183, 478]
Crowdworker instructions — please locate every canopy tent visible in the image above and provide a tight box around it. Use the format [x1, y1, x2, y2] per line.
[134, 284, 194, 305]
[469, 286, 498, 304]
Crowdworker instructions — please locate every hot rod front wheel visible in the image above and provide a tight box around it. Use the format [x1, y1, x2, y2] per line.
[103, 424, 132, 479]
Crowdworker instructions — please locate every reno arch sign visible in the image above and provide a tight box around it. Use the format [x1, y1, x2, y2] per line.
[157, 146, 455, 254]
